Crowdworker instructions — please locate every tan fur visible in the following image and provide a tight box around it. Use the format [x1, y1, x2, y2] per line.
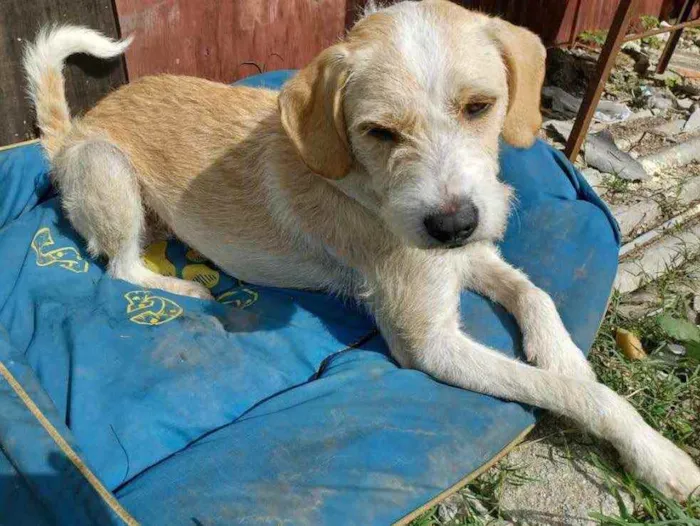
[79, 77, 284, 249]
[422, 0, 545, 148]
[279, 46, 352, 180]
[25, 0, 700, 500]
[34, 69, 72, 158]
[489, 18, 546, 148]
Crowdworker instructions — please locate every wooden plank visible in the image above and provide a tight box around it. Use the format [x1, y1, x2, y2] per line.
[114, 0, 347, 83]
[0, 0, 126, 147]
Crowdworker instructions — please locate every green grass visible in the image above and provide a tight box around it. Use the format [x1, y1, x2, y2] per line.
[590, 293, 700, 452]
[583, 260, 700, 524]
[589, 454, 700, 525]
[408, 461, 534, 525]
[580, 30, 608, 47]
[600, 175, 633, 195]
[641, 36, 664, 50]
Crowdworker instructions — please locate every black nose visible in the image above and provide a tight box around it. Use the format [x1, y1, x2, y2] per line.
[423, 200, 479, 246]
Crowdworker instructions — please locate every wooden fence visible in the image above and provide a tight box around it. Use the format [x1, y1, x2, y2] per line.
[1, 0, 696, 146]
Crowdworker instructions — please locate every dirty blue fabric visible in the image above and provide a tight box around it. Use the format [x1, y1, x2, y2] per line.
[0, 70, 619, 526]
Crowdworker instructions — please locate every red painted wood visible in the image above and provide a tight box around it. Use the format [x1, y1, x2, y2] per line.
[452, 0, 697, 45]
[114, 0, 697, 82]
[115, 0, 347, 82]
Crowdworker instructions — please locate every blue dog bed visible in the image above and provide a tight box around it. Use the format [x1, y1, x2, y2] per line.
[0, 71, 619, 526]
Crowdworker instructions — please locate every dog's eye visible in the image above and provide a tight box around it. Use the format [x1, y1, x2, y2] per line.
[463, 102, 492, 118]
[366, 126, 398, 142]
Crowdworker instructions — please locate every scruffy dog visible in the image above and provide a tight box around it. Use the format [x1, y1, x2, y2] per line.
[24, 0, 700, 500]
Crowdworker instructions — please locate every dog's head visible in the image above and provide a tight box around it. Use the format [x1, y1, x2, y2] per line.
[279, 0, 545, 249]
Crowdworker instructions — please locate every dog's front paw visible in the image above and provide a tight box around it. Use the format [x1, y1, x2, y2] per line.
[170, 280, 214, 300]
[622, 429, 700, 501]
[525, 336, 597, 382]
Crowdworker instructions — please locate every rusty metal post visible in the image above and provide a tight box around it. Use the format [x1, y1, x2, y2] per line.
[656, 0, 697, 74]
[564, 0, 638, 162]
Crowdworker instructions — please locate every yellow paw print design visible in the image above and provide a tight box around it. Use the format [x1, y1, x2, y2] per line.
[217, 282, 259, 309]
[31, 227, 89, 273]
[182, 264, 220, 289]
[142, 241, 176, 277]
[124, 290, 183, 326]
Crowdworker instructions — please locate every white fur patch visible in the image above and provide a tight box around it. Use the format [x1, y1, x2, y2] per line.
[23, 25, 132, 106]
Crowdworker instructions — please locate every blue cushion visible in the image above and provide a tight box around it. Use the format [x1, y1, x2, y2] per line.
[0, 71, 619, 525]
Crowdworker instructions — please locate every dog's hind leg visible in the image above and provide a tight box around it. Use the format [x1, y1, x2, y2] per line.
[53, 138, 212, 299]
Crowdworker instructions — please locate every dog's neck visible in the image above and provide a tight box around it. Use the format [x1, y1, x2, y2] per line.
[269, 126, 399, 268]
[327, 171, 382, 218]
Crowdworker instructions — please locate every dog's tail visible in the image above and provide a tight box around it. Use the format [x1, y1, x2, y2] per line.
[23, 25, 132, 159]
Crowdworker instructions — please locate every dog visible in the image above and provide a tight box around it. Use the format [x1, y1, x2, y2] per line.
[23, 0, 700, 501]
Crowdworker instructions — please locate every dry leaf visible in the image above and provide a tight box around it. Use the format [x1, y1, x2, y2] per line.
[616, 328, 647, 360]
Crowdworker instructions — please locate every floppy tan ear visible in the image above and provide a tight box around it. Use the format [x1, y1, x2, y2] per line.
[278, 45, 351, 179]
[489, 19, 546, 148]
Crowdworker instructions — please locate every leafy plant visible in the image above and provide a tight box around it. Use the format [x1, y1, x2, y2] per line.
[580, 30, 608, 47]
[640, 15, 660, 31]
[657, 314, 700, 361]
[642, 36, 663, 49]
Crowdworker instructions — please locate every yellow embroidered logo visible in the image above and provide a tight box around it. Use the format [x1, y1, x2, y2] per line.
[217, 282, 259, 309]
[124, 291, 183, 326]
[31, 227, 89, 273]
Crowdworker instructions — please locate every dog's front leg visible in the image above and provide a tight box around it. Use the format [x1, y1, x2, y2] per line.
[364, 249, 700, 500]
[459, 243, 596, 382]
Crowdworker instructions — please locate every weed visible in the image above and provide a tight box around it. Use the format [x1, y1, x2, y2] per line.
[589, 454, 700, 524]
[601, 175, 633, 195]
[408, 462, 534, 525]
[641, 36, 663, 50]
[640, 16, 660, 31]
[580, 30, 608, 47]
[665, 76, 681, 90]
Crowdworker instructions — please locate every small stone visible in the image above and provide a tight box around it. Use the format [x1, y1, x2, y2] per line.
[629, 108, 654, 121]
[627, 289, 659, 305]
[610, 200, 662, 238]
[634, 53, 650, 76]
[618, 303, 654, 319]
[437, 493, 464, 523]
[678, 175, 700, 206]
[649, 95, 675, 110]
[586, 130, 650, 181]
[654, 118, 686, 136]
[694, 294, 700, 313]
[622, 41, 642, 54]
[667, 343, 686, 356]
[677, 98, 694, 111]
[581, 167, 603, 187]
[684, 108, 700, 133]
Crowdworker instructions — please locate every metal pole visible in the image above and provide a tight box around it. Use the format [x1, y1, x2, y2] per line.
[656, 0, 697, 74]
[564, 0, 638, 162]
